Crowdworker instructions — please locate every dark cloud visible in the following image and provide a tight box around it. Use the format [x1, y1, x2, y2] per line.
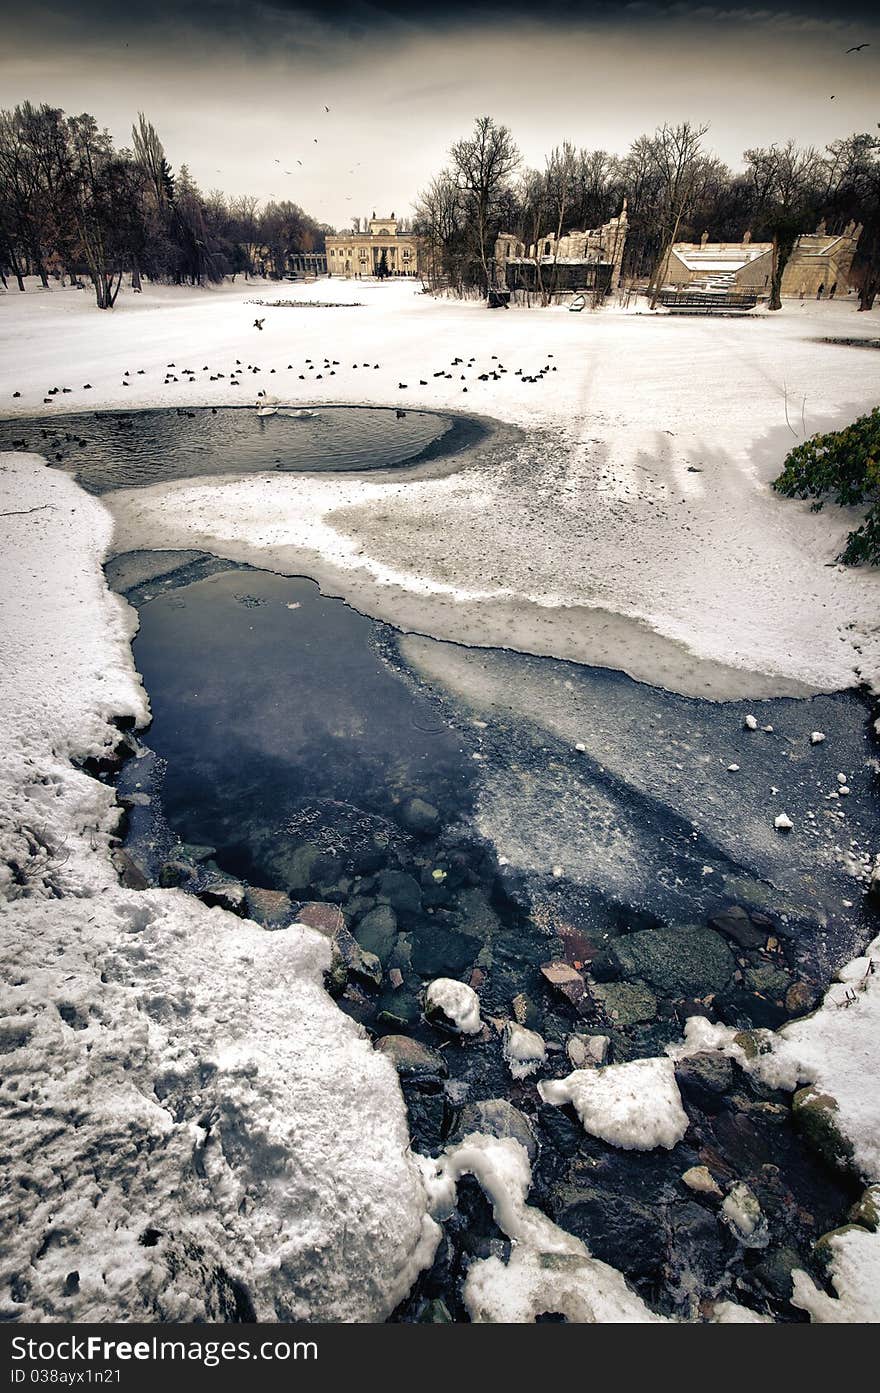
[9, 0, 880, 45]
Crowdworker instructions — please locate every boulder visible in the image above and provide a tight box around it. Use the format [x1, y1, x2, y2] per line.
[709, 906, 766, 951]
[675, 1052, 735, 1113]
[246, 887, 295, 929]
[681, 1165, 722, 1198]
[540, 961, 586, 1005]
[377, 869, 422, 917]
[590, 980, 657, 1026]
[400, 797, 440, 835]
[551, 1183, 667, 1280]
[375, 1035, 448, 1080]
[451, 1098, 539, 1163]
[566, 1033, 610, 1068]
[792, 1086, 857, 1178]
[605, 925, 735, 998]
[297, 901, 345, 936]
[353, 904, 399, 964]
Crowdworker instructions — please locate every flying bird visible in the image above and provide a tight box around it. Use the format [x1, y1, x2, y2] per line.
[296, 160, 303, 166]
[324, 105, 330, 112]
[846, 43, 869, 53]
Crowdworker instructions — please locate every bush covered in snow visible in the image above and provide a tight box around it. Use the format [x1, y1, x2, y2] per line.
[773, 407, 880, 565]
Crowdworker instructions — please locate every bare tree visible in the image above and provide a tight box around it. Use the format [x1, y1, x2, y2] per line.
[744, 140, 819, 310]
[644, 121, 710, 308]
[449, 116, 520, 293]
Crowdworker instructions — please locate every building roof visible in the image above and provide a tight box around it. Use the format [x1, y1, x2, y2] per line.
[670, 243, 772, 273]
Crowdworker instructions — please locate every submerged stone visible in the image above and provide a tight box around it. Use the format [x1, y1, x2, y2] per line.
[792, 1086, 857, 1178]
[400, 797, 440, 835]
[602, 925, 735, 998]
[375, 1035, 448, 1080]
[589, 980, 657, 1026]
[450, 1098, 539, 1162]
[353, 904, 399, 964]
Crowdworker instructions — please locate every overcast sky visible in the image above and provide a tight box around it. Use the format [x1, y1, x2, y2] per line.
[1, 1, 877, 229]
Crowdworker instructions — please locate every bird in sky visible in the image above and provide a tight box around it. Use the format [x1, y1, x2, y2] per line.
[830, 94, 836, 99]
[324, 105, 330, 112]
[313, 138, 318, 144]
[296, 160, 303, 166]
[846, 43, 870, 52]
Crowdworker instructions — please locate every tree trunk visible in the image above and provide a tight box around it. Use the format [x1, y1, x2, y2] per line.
[649, 204, 686, 311]
[131, 259, 142, 292]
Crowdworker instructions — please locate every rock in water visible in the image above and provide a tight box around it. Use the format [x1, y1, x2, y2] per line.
[375, 1035, 448, 1080]
[599, 925, 734, 998]
[450, 1099, 540, 1162]
[400, 797, 440, 835]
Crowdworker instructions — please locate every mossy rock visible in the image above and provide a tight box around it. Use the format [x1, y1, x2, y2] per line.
[792, 1087, 857, 1178]
[812, 1225, 865, 1273]
[607, 925, 735, 997]
[848, 1185, 880, 1232]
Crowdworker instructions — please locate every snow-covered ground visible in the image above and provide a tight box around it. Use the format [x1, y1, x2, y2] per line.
[3, 277, 879, 697]
[0, 456, 438, 1321]
[2, 277, 880, 1323]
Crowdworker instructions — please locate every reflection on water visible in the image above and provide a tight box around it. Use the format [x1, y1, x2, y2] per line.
[0, 405, 479, 493]
[127, 567, 476, 883]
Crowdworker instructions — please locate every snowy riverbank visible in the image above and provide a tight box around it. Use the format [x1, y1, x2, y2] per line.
[2, 278, 880, 1324]
[0, 456, 438, 1321]
[3, 278, 880, 697]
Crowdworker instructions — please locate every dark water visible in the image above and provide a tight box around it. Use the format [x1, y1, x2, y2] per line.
[0, 405, 482, 493]
[84, 399, 880, 1321]
[115, 556, 875, 1321]
[125, 565, 478, 893]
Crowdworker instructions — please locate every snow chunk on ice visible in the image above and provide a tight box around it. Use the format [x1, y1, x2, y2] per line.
[502, 1021, 547, 1080]
[791, 1226, 880, 1323]
[424, 977, 482, 1035]
[418, 1133, 665, 1323]
[538, 1057, 689, 1150]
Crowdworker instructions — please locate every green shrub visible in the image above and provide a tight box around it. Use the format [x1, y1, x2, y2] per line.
[772, 407, 880, 564]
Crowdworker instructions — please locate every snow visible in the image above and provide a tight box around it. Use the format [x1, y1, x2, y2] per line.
[424, 977, 482, 1035]
[0, 456, 437, 1321]
[753, 934, 880, 1183]
[3, 279, 878, 698]
[418, 1133, 665, 1323]
[538, 1057, 689, 1150]
[669, 937, 880, 1320]
[791, 1227, 880, 1323]
[502, 1021, 547, 1080]
[3, 276, 880, 1322]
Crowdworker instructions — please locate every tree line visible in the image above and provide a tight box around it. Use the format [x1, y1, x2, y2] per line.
[415, 116, 880, 311]
[0, 104, 330, 308]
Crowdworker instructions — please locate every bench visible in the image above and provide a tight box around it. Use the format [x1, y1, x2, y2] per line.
[659, 290, 758, 315]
